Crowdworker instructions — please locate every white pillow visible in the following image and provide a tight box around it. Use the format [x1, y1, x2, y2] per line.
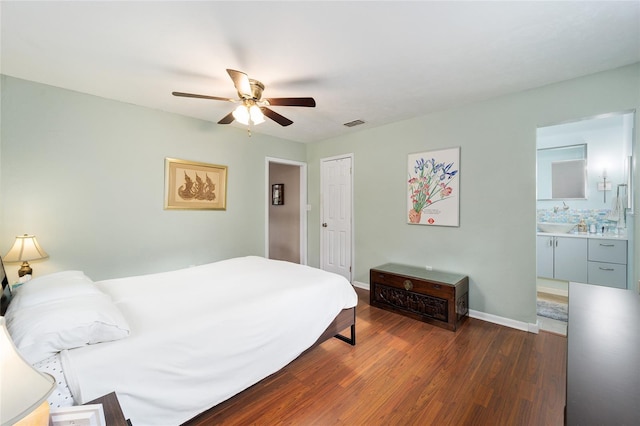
[5, 292, 130, 364]
[9, 271, 100, 311]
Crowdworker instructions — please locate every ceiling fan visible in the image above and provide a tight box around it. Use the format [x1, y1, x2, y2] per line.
[172, 69, 316, 127]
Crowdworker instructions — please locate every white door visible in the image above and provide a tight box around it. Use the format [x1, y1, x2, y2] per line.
[320, 155, 352, 281]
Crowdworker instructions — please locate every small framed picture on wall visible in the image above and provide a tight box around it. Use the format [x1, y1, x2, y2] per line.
[272, 184, 284, 205]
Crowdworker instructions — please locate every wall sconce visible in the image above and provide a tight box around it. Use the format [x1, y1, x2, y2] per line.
[0, 317, 56, 426]
[272, 184, 284, 205]
[597, 169, 611, 203]
[3, 234, 49, 277]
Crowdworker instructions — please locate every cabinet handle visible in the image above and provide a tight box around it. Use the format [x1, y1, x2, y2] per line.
[599, 243, 615, 247]
[403, 280, 413, 291]
[599, 267, 615, 271]
[554, 239, 558, 247]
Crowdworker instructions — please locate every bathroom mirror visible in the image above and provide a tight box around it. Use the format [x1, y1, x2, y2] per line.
[537, 144, 587, 200]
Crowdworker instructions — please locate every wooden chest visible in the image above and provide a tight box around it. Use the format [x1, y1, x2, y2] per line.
[370, 263, 469, 331]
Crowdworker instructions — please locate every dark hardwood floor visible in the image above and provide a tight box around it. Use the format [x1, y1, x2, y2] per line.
[186, 288, 567, 425]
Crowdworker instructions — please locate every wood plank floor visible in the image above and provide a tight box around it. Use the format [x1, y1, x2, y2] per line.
[537, 291, 569, 305]
[186, 288, 567, 425]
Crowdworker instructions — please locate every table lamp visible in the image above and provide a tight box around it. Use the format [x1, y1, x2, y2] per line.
[3, 234, 49, 277]
[0, 317, 55, 426]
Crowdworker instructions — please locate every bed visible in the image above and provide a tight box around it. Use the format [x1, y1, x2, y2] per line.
[1, 255, 357, 425]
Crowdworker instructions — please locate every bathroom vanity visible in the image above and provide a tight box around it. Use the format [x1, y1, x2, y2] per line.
[536, 232, 628, 289]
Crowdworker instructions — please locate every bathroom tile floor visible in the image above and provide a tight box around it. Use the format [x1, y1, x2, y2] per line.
[537, 291, 568, 336]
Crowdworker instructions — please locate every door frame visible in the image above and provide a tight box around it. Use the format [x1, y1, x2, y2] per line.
[320, 153, 354, 282]
[265, 157, 308, 265]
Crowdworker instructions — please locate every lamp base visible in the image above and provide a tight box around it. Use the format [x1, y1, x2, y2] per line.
[18, 261, 33, 277]
[15, 400, 50, 426]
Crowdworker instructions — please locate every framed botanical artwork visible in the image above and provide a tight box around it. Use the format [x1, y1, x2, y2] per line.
[165, 158, 227, 210]
[272, 183, 284, 205]
[407, 147, 460, 226]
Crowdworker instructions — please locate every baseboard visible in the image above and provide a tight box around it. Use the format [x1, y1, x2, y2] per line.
[469, 309, 539, 334]
[354, 281, 538, 334]
[537, 286, 568, 297]
[353, 280, 369, 290]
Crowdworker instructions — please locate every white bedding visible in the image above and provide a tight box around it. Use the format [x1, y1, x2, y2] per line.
[60, 256, 357, 426]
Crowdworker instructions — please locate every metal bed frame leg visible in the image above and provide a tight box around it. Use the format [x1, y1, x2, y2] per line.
[334, 323, 356, 346]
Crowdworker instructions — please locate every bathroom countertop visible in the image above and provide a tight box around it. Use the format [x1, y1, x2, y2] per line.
[536, 231, 628, 241]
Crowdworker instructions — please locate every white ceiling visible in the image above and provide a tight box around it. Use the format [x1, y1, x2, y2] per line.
[1, 1, 639, 143]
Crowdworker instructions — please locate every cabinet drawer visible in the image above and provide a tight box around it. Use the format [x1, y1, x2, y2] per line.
[371, 271, 454, 298]
[588, 239, 627, 264]
[587, 261, 627, 289]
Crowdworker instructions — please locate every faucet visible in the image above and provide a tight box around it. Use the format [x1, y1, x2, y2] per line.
[553, 202, 569, 213]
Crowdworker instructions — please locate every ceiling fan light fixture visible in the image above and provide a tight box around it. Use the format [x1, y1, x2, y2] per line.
[232, 105, 250, 125]
[249, 105, 265, 124]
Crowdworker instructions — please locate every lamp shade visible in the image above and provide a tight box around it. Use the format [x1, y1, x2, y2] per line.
[0, 317, 55, 425]
[3, 235, 48, 263]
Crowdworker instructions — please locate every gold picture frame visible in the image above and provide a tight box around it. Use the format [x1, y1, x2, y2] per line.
[165, 158, 227, 210]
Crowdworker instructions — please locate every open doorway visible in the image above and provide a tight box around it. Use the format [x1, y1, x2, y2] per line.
[535, 111, 635, 335]
[265, 158, 307, 264]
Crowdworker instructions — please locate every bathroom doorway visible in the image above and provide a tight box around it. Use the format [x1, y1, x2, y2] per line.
[536, 111, 635, 334]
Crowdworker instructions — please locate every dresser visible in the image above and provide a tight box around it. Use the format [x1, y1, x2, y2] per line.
[565, 282, 640, 424]
[369, 263, 469, 331]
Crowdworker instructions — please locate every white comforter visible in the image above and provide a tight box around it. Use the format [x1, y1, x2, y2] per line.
[60, 256, 357, 426]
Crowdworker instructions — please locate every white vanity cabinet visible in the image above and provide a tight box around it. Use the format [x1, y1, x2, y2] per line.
[536, 235, 588, 282]
[587, 239, 627, 289]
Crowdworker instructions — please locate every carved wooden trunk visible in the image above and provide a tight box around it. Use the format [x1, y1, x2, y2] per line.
[370, 263, 469, 331]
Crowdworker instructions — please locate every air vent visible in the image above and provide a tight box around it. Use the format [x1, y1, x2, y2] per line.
[343, 119, 365, 127]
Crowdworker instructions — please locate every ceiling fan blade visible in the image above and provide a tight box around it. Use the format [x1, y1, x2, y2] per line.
[265, 97, 316, 107]
[226, 69, 252, 98]
[218, 112, 235, 125]
[172, 92, 234, 102]
[262, 107, 293, 127]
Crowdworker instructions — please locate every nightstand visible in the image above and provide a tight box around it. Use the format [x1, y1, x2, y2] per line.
[84, 392, 130, 426]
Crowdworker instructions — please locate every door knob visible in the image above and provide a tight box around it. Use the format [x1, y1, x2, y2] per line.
[322, 223, 328, 227]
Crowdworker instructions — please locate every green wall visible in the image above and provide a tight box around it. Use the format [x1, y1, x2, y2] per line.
[306, 63, 640, 324]
[0, 76, 306, 280]
[2, 64, 638, 325]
